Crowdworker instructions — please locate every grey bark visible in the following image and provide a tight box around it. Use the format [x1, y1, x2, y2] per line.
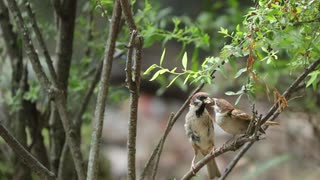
[49, 0, 79, 175]
[86, 0, 122, 179]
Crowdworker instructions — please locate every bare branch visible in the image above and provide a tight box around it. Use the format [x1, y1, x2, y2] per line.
[23, 0, 58, 85]
[6, 0, 51, 90]
[151, 113, 175, 180]
[139, 60, 226, 179]
[54, 95, 86, 180]
[0, 121, 56, 180]
[125, 30, 138, 180]
[119, 0, 136, 31]
[86, 0, 122, 179]
[219, 142, 254, 180]
[119, 0, 145, 179]
[57, 141, 68, 180]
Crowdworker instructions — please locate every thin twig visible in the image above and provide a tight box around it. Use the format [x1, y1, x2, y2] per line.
[119, 0, 137, 31]
[217, 57, 320, 179]
[0, 122, 56, 180]
[86, 1, 122, 179]
[139, 60, 226, 179]
[151, 113, 175, 180]
[246, 105, 256, 135]
[218, 142, 254, 180]
[119, 0, 144, 179]
[23, 0, 58, 85]
[57, 141, 68, 180]
[6, 0, 51, 90]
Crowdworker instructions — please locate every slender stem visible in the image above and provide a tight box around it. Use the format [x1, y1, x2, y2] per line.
[218, 142, 254, 180]
[57, 142, 68, 180]
[151, 113, 175, 180]
[126, 30, 138, 180]
[23, 0, 58, 85]
[119, 0, 137, 31]
[86, 1, 122, 179]
[6, 0, 51, 90]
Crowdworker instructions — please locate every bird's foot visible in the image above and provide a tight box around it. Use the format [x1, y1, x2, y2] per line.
[190, 163, 197, 175]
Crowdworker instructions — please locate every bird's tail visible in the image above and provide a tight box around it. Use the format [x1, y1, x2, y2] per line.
[206, 158, 221, 179]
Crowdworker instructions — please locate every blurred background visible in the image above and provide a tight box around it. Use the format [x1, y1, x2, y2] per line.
[0, 0, 320, 179]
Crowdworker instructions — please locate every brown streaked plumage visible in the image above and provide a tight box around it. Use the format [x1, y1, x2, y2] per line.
[213, 98, 279, 135]
[185, 92, 220, 179]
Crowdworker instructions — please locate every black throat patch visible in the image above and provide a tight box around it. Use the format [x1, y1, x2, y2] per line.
[195, 103, 206, 118]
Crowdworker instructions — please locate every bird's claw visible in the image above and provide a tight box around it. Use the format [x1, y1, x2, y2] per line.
[191, 164, 196, 175]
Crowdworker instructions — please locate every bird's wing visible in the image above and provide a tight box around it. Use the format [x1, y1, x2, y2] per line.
[231, 109, 252, 121]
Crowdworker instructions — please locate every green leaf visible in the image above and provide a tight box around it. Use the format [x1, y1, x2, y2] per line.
[160, 49, 166, 66]
[143, 64, 158, 75]
[225, 91, 237, 96]
[235, 94, 243, 105]
[182, 52, 188, 70]
[218, 27, 228, 35]
[167, 75, 180, 87]
[306, 71, 320, 87]
[234, 68, 247, 79]
[149, 69, 162, 81]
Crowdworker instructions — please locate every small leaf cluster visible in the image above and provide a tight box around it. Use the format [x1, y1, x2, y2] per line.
[144, 49, 225, 88]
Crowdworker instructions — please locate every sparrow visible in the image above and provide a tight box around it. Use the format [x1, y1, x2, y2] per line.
[184, 92, 220, 179]
[213, 98, 279, 136]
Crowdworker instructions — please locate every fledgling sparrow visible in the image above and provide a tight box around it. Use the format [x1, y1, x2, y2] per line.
[184, 92, 220, 179]
[213, 98, 279, 135]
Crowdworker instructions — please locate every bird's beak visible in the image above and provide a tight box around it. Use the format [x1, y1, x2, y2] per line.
[204, 97, 213, 104]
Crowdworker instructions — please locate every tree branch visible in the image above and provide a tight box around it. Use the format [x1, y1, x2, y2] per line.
[125, 30, 138, 180]
[119, 0, 136, 31]
[23, 0, 58, 85]
[86, 0, 122, 179]
[6, 0, 51, 90]
[151, 113, 175, 180]
[119, 0, 144, 179]
[181, 136, 258, 180]
[218, 142, 254, 180]
[0, 121, 56, 180]
[139, 60, 226, 179]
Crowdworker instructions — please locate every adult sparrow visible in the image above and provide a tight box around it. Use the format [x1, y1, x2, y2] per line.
[185, 92, 220, 179]
[213, 98, 279, 135]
